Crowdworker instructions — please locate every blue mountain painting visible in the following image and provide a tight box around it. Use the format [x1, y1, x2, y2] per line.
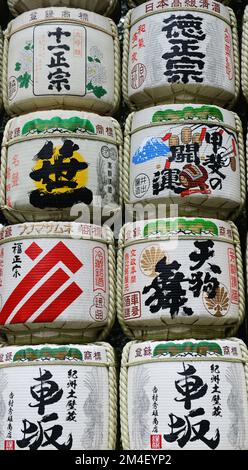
[132, 137, 170, 164]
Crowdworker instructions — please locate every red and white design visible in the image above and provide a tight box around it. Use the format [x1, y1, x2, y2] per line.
[123, 292, 141, 320]
[93, 247, 106, 292]
[0, 224, 109, 335]
[150, 434, 162, 450]
[4, 440, 16, 451]
[228, 247, 239, 304]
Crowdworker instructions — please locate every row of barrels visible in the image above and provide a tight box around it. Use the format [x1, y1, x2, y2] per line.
[0, 1, 248, 115]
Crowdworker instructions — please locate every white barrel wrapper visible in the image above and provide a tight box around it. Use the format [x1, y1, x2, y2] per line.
[120, 338, 248, 450]
[118, 218, 244, 339]
[3, 7, 120, 116]
[0, 342, 117, 450]
[0, 110, 122, 223]
[128, 0, 231, 5]
[123, 0, 239, 109]
[123, 104, 245, 219]
[0, 222, 115, 344]
[7, 0, 118, 17]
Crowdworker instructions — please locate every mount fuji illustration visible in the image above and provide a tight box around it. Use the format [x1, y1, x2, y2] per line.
[132, 137, 170, 165]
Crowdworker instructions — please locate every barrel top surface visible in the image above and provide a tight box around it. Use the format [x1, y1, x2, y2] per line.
[130, 0, 231, 24]
[6, 7, 114, 37]
[121, 218, 235, 244]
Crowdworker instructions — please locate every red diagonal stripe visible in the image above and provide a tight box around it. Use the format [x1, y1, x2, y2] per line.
[10, 268, 69, 324]
[33, 282, 83, 323]
[0, 242, 83, 325]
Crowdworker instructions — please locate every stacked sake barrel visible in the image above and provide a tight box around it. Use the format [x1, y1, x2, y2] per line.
[0, 3, 121, 450]
[119, 0, 248, 451]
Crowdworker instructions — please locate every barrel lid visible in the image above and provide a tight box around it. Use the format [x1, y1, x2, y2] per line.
[130, 104, 236, 133]
[0, 222, 114, 244]
[122, 218, 234, 244]
[130, 0, 231, 25]
[126, 338, 246, 365]
[6, 7, 114, 37]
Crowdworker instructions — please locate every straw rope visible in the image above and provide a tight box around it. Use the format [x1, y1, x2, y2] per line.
[117, 221, 244, 340]
[122, 112, 133, 204]
[120, 337, 248, 450]
[122, 10, 135, 110]
[104, 341, 118, 450]
[98, 229, 116, 342]
[110, 18, 121, 116]
[120, 340, 132, 450]
[0, 28, 3, 112]
[233, 112, 246, 219]
[227, 7, 240, 108]
[242, 6, 248, 101]
[2, 33, 11, 116]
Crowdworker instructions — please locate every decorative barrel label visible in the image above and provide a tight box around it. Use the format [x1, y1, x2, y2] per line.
[8, 0, 117, 17]
[121, 218, 239, 328]
[126, 0, 236, 107]
[127, 104, 241, 217]
[0, 344, 112, 450]
[2, 110, 120, 220]
[124, 339, 248, 450]
[0, 223, 110, 332]
[6, 8, 118, 114]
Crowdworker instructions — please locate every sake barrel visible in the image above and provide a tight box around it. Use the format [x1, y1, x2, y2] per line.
[0, 342, 117, 450]
[0, 222, 116, 345]
[117, 218, 244, 340]
[123, 104, 245, 220]
[123, 0, 239, 110]
[0, 110, 122, 223]
[3, 7, 121, 116]
[120, 338, 248, 450]
[7, 0, 118, 17]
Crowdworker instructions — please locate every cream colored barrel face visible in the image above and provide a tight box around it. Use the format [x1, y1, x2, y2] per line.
[0, 342, 117, 450]
[4, 8, 120, 116]
[124, 104, 244, 220]
[124, 1, 239, 109]
[0, 110, 121, 223]
[118, 218, 244, 340]
[7, 0, 118, 17]
[0, 222, 115, 344]
[120, 339, 248, 450]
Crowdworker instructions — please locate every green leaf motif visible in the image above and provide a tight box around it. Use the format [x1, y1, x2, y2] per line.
[24, 42, 34, 51]
[93, 85, 107, 99]
[88, 56, 94, 62]
[17, 72, 32, 89]
[95, 58, 101, 63]
[15, 62, 21, 71]
[86, 81, 94, 91]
